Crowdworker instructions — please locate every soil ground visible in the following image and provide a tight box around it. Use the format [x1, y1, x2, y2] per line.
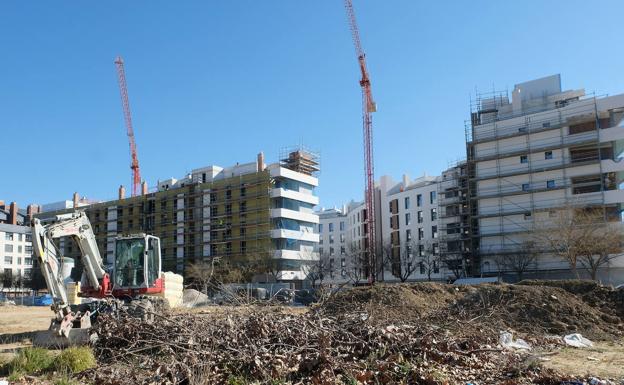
[539, 338, 624, 378]
[0, 306, 52, 364]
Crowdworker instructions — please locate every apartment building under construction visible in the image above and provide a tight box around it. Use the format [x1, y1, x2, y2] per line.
[35, 150, 320, 286]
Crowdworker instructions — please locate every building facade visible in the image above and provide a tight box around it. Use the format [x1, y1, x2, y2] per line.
[467, 74, 624, 282]
[36, 150, 320, 285]
[0, 223, 34, 287]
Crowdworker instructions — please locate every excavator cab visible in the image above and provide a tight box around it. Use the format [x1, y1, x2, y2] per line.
[113, 235, 161, 290]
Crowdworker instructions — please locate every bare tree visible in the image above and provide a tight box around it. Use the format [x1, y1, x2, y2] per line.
[577, 212, 623, 280]
[304, 252, 333, 288]
[494, 241, 538, 281]
[534, 205, 623, 280]
[342, 243, 365, 285]
[186, 258, 219, 294]
[381, 240, 422, 282]
[419, 240, 441, 282]
[438, 241, 464, 280]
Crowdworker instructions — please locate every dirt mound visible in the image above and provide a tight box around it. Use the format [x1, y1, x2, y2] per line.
[321, 283, 462, 321]
[518, 279, 624, 319]
[449, 284, 623, 340]
[324, 282, 623, 340]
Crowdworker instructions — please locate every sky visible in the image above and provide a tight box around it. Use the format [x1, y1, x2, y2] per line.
[2, 1, 624, 210]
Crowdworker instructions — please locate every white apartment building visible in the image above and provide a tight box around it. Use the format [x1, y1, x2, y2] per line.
[315, 201, 370, 283]
[315, 174, 449, 284]
[468, 74, 624, 282]
[378, 174, 444, 281]
[0, 223, 34, 287]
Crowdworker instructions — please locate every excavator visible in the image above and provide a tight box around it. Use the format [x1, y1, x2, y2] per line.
[31, 211, 183, 346]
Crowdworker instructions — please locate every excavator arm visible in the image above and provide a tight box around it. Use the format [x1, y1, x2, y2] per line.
[31, 211, 108, 322]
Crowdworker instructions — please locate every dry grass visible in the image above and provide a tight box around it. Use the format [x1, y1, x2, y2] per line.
[541, 338, 624, 378]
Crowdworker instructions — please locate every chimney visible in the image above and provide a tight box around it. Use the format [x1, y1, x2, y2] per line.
[72, 192, 79, 208]
[26, 204, 40, 219]
[257, 152, 265, 172]
[402, 174, 409, 187]
[9, 202, 18, 225]
[118, 185, 126, 200]
[141, 181, 148, 195]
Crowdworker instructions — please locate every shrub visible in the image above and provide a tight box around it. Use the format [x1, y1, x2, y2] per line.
[8, 347, 54, 377]
[53, 346, 96, 374]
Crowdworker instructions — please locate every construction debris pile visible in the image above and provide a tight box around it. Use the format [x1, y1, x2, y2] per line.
[80, 281, 623, 385]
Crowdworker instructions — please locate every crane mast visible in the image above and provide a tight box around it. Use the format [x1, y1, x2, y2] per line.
[114, 56, 142, 197]
[344, 0, 377, 283]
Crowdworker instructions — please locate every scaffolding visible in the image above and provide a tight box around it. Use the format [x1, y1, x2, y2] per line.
[279, 146, 320, 176]
[465, 86, 624, 274]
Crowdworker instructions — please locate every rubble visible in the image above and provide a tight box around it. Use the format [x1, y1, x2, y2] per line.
[76, 282, 623, 384]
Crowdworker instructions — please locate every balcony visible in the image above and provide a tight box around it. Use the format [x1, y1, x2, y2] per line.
[270, 229, 319, 242]
[270, 188, 319, 205]
[270, 167, 318, 187]
[270, 208, 319, 224]
[273, 249, 319, 260]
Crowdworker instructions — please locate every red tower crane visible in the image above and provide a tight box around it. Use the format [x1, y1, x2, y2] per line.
[114, 56, 142, 197]
[344, 0, 377, 283]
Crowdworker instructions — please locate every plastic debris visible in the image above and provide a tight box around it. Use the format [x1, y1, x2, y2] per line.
[563, 333, 594, 348]
[499, 331, 531, 350]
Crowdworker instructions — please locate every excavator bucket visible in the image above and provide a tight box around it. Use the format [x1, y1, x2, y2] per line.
[32, 313, 94, 348]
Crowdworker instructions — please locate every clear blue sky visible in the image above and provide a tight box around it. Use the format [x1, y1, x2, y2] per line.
[2, 1, 623, 209]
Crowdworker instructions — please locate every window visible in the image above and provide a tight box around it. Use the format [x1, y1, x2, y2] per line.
[18, 245, 22, 253]
[329, 235, 335, 244]
[210, 206, 218, 216]
[430, 191, 436, 204]
[17, 257, 21, 265]
[405, 213, 411, 225]
[406, 229, 412, 242]
[520, 155, 528, 164]
[330, 247, 335, 256]
[545, 151, 553, 160]
[419, 262, 425, 274]
[432, 243, 439, 256]
[4, 256, 12, 264]
[341, 246, 346, 255]
[432, 225, 438, 239]
[25, 258, 32, 265]
[547, 180, 555, 189]
[418, 228, 424, 240]
[240, 201, 247, 213]
[417, 211, 423, 223]
[318, 224, 323, 233]
[240, 187, 246, 197]
[431, 208, 437, 221]
[418, 244, 424, 257]
[405, 197, 410, 209]
[25, 234, 31, 242]
[240, 227, 246, 237]
[240, 241, 247, 254]
[319, 247, 324, 256]
[340, 234, 345, 243]
[433, 261, 439, 273]
[210, 193, 217, 203]
[341, 258, 346, 267]
[4, 245, 13, 253]
[329, 223, 334, 232]
[319, 238, 323, 245]
[226, 190, 232, 200]
[18, 234, 23, 242]
[226, 204, 232, 215]
[416, 194, 422, 207]
[522, 183, 530, 192]
[5, 232, 13, 241]
[339, 221, 345, 231]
